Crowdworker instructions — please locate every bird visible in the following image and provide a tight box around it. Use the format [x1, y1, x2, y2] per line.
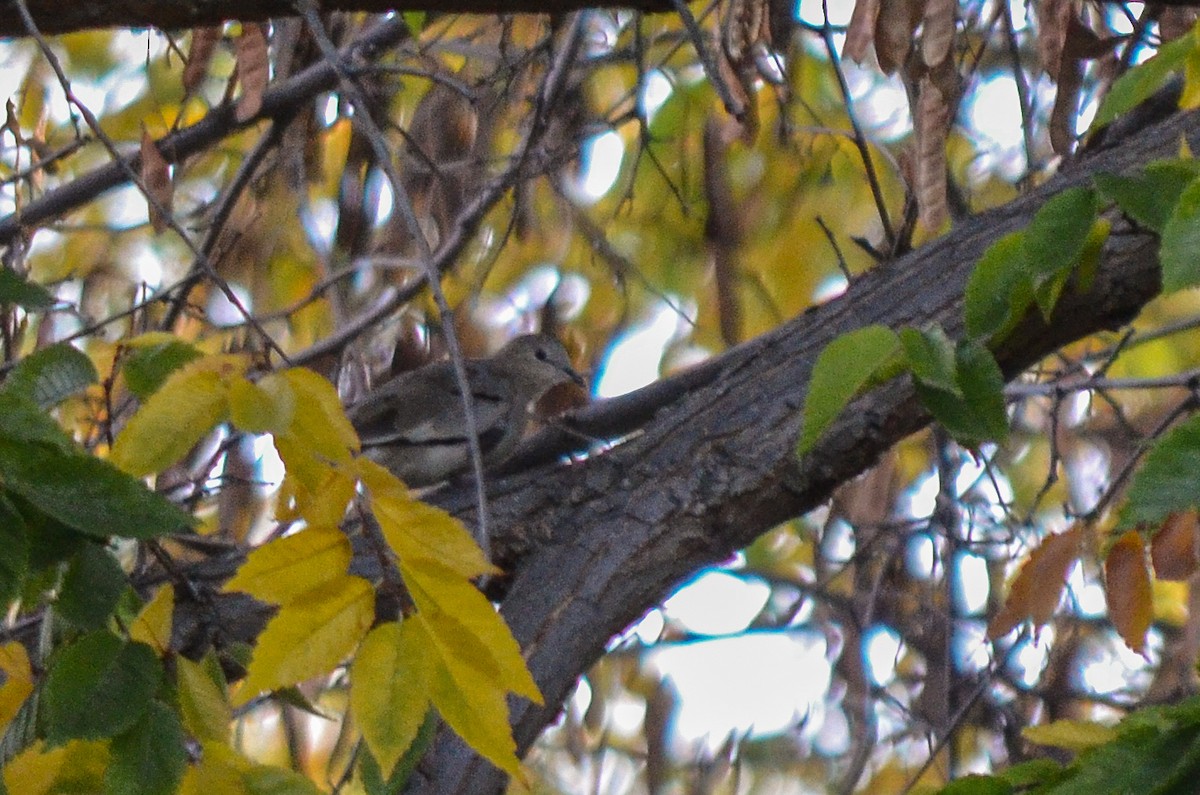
[347, 333, 586, 486]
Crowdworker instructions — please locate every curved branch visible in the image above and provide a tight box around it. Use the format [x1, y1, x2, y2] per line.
[405, 107, 1188, 792]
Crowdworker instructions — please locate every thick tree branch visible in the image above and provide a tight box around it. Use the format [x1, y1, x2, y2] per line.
[404, 108, 1189, 791]
[0, 0, 671, 38]
[4, 0, 1199, 38]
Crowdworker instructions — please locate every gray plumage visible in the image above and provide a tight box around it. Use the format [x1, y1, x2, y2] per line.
[348, 333, 585, 486]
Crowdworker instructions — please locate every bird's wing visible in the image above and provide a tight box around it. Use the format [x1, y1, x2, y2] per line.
[350, 361, 513, 455]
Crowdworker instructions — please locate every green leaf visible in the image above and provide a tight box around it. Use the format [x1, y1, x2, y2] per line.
[0, 439, 191, 540]
[1094, 162, 1200, 233]
[0, 495, 29, 606]
[996, 758, 1064, 788]
[0, 392, 74, 452]
[1119, 414, 1200, 528]
[240, 764, 324, 794]
[2, 342, 99, 410]
[103, 700, 187, 795]
[402, 11, 426, 35]
[0, 267, 54, 310]
[1160, 175, 1200, 293]
[41, 632, 162, 743]
[798, 325, 902, 454]
[900, 325, 961, 397]
[57, 543, 128, 630]
[934, 775, 1013, 794]
[964, 232, 1031, 343]
[1025, 187, 1098, 318]
[1056, 722, 1200, 795]
[359, 712, 437, 795]
[122, 340, 202, 400]
[1091, 33, 1195, 130]
[915, 341, 1009, 448]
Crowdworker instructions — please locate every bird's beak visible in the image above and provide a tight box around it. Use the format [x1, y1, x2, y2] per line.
[565, 365, 586, 388]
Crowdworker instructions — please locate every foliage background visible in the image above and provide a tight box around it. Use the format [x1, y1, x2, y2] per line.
[3, 0, 1200, 792]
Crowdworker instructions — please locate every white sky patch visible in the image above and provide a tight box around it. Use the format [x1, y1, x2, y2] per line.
[797, 0, 854, 28]
[639, 70, 673, 124]
[129, 242, 164, 289]
[864, 624, 903, 685]
[1012, 632, 1052, 687]
[813, 272, 849, 302]
[595, 301, 688, 397]
[301, 198, 338, 255]
[953, 621, 992, 673]
[106, 184, 153, 228]
[664, 570, 770, 636]
[1067, 561, 1107, 618]
[567, 130, 625, 204]
[955, 553, 991, 615]
[630, 607, 665, 644]
[649, 631, 830, 750]
[207, 281, 253, 326]
[967, 75, 1027, 177]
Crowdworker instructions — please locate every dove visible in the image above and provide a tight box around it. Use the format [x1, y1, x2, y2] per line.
[348, 333, 586, 486]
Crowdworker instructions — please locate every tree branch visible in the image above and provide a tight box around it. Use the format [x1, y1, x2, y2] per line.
[405, 107, 1187, 792]
[5, 0, 1199, 39]
[0, 0, 672, 38]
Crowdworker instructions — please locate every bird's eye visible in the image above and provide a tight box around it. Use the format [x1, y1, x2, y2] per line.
[535, 348, 548, 361]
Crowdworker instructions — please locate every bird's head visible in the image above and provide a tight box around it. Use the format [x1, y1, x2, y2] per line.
[497, 334, 587, 393]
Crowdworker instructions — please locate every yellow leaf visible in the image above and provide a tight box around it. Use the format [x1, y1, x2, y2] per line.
[360, 459, 496, 579]
[180, 741, 323, 795]
[280, 369, 358, 463]
[351, 621, 432, 778]
[273, 432, 327, 495]
[0, 642, 34, 733]
[122, 331, 186, 349]
[2, 739, 109, 795]
[110, 356, 246, 476]
[1105, 530, 1154, 655]
[1023, 719, 1117, 752]
[223, 526, 351, 606]
[410, 615, 522, 777]
[129, 584, 174, 654]
[406, 561, 542, 704]
[233, 575, 374, 706]
[295, 467, 357, 528]
[228, 377, 292, 435]
[177, 655, 231, 743]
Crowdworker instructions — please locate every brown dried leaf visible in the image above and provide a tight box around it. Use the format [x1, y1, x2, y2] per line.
[714, 37, 758, 144]
[921, 0, 955, 68]
[722, 0, 768, 65]
[1105, 530, 1153, 655]
[844, 0, 881, 64]
[914, 75, 949, 231]
[1036, 0, 1072, 75]
[1161, 8, 1199, 44]
[140, 130, 172, 234]
[1049, 55, 1083, 156]
[988, 525, 1082, 640]
[1152, 510, 1199, 582]
[874, 0, 924, 75]
[235, 23, 269, 123]
[183, 26, 221, 94]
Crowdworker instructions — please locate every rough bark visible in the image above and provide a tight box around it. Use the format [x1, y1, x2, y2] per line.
[1, 0, 670, 38]
[5, 0, 1200, 39]
[402, 108, 1189, 791]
